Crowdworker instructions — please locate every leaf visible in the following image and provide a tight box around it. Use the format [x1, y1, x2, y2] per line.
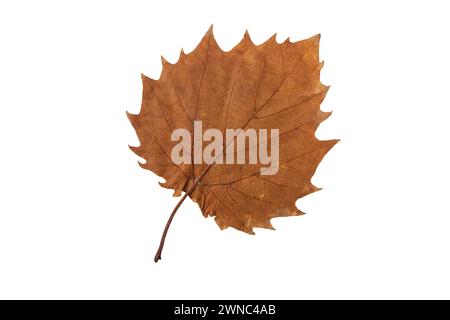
[128, 26, 338, 262]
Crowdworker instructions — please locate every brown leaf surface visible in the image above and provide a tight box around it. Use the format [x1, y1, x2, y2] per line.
[128, 26, 338, 260]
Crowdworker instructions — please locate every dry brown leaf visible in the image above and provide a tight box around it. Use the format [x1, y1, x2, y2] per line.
[127, 26, 338, 262]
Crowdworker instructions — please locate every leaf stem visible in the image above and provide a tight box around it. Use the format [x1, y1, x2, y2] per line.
[154, 172, 209, 263]
[153, 191, 190, 262]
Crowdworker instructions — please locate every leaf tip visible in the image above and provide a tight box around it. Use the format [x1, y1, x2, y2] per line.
[161, 55, 171, 66]
[319, 110, 333, 122]
[318, 60, 325, 71]
[126, 111, 139, 128]
[241, 29, 252, 46]
[203, 24, 215, 40]
[266, 220, 276, 230]
[128, 144, 138, 152]
[305, 33, 321, 47]
[262, 33, 277, 46]
[324, 138, 340, 150]
[138, 160, 147, 169]
[179, 48, 186, 59]
[140, 72, 151, 83]
[203, 23, 222, 51]
[312, 185, 323, 193]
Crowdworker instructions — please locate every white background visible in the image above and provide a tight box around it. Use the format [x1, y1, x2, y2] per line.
[1, 0, 449, 299]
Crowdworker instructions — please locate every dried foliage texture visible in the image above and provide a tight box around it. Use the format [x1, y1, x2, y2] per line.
[128, 26, 338, 234]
